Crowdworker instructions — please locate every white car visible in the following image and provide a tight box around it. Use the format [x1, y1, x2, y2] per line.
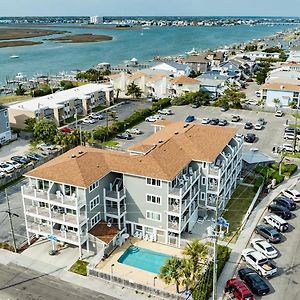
[250, 238, 278, 259]
[284, 132, 299, 140]
[280, 143, 299, 152]
[90, 113, 104, 120]
[37, 143, 56, 151]
[126, 128, 142, 135]
[254, 123, 263, 130]
[6, 160, 22, 170]
[145, 115, 163, 122]
[202, 118, 211, 124]
[241, 248, 277, 277]
[158, 109, 173, 115]
[83, 118, 96, 124]
[275, 110, 284, 117]
[282, 188, 300, 202]
[0, 162, 14, 174]
[255, 90, 261, 97]
[0, 171, 5, 178]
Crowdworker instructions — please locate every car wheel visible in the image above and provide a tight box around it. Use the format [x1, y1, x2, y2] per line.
[258, 270, 263, 277]
[263, 219, 268, 224]
[241, 255, 246, 261]
[268, 208, 272, 212]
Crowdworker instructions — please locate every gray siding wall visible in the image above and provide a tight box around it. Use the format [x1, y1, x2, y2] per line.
[0, 108, 9, 133]
[85, 172, 117, 230]
[124, 174, 168, 229]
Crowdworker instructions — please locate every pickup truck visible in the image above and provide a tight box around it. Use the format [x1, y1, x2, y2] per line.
[241, 249, 277, 278]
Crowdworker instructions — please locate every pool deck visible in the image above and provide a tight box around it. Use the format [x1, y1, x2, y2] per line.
[96, 238, 183, 293]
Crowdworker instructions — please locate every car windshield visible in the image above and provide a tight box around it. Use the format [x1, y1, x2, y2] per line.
[266, 246, 274, 252]
[259, 258, 268, 265]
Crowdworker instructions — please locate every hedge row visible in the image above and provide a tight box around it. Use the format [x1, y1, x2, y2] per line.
[92, 98, 171, 142]
[192, 245, 231, 300]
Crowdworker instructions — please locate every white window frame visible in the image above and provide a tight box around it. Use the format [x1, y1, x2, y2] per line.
[202, 162, 207, 168]
[146, 194, 161, 205]
[90, 195, 100, 210]
[90, 212, 100, 228]
[201, 192, 205, 200]
[146, 210, 161, 222]
[89, 181, 99, 193]
[146, 177, 162, 187]
[201, 177, 206, 185]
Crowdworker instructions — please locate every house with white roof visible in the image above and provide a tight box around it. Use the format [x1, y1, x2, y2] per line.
[8, 83, 114, 129]
[150, 61, 191, 76]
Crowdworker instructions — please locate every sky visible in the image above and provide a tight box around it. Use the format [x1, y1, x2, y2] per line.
[1, 0, 300, 17]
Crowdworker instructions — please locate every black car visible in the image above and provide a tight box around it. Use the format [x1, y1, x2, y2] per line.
[244, 122, 253, 129]
[220, 106, 229, 112]
[27, 153, 43, 161]
[116, 133, 133, 140]
[11, 155, 31, 164]
[218, 119, 228, 126]
[255, 224, 282, 243]
[238, 267, 270, 296]
[268, 203, 292, 220]
[244, 133, 256, 143]
[210, 118, 219, 125]
[191, 102, 200, 108]
[273, 196, 296, 211]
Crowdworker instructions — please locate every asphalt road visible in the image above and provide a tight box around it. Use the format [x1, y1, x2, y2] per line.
[0, 263, 118, 300]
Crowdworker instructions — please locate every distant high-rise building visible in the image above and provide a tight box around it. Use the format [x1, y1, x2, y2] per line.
[90, 16, 103, 24]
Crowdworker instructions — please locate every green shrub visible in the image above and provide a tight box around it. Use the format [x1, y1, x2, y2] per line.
[273, 171, 284, 184]
[254, 177, 264, 191]
[281, 164, 297, 176]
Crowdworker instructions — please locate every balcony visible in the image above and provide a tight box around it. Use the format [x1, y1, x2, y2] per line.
[22, 185, 84, 208]
[208, 165, 221, 176]
[105, 189, 125, 201]
[106, 205, 126, 216]
[168, 220, 179, 231]
[169, 169, 200, 197]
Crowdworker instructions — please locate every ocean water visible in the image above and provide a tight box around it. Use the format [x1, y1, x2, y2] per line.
[0, 23, 297, 83]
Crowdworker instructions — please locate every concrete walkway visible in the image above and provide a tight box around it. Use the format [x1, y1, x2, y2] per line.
[215, 174, 300, 300]
[0, 248, 158, 300]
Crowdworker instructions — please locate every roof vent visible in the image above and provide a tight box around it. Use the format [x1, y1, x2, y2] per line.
[174, 131, 179, 135]
[184, 123, 189, 128]
[78, 150, 83, 154]
[158, 140, 163, 143]
[280, 85, 284, 89]
[71, 154, 76, 158]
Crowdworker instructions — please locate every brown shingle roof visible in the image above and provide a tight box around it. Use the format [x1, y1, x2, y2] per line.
[170, 76, 200, 85]
[26, 122, 237, 186]
[261, 82, 300, 92]
[89, 220, 119, 244]
[184, 55, 208, 64]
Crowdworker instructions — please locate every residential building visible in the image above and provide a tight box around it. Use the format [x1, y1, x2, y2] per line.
[287, 46, 300, 63]
[21, 121, 243, 256]
[241, 51, 280, 61]
[0, 105, 12, 144]
[168, 76, 200, 97]
[197, 73, 228, 98]
[261, 82, 300, 107]
[183, 55, 210, 73]
[150, 61, 191, 76]
[266, 67, 300, 85]
[8, 84, 114, 129]
[90, 16, 103, 24]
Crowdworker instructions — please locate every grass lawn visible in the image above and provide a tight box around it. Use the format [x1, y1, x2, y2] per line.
[222, 185, 257, 241]
[0, 95, 30, 104]
[69, 260, 88, 276]
[92, 105, 107, 113]
[101, 140, 119, 147]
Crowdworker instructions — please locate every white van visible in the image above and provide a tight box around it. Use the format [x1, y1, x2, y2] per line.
[263, 214, 289, 232]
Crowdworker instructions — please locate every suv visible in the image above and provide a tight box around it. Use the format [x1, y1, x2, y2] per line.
[275, 110, 284, 117]
[210, 118, 219, 125]
[232, 115, 241, 122]
[158, 109, 173, 115]
[244, 122, 253, 129]
[268, 203, 291, 220]
[244, 133, 256, 143]
[257, 118, 266, 125]
[273, 196, 296, 211]
[224, 278, 254, 300]
[282, 189, 300, 202]
[255, 224, 281, 243]
[263, 214, 289, 232]
[238, 267, 270, 296]
[185, 115, 195, 123]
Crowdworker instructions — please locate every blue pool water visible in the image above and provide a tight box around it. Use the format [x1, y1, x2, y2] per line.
[118, 246, 172, 274]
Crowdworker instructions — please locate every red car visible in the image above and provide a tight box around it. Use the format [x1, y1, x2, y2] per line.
[224, 278, 254, 300]
[60, 127, 73, 133]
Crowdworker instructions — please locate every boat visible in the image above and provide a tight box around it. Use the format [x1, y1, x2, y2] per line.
[185, 48, 198, 55]
[9, 55, 19, 59]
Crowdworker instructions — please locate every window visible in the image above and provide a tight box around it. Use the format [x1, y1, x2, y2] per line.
[202, 162, 206, 168]
[201, 192, 205, 200]
[4, 111, 7, 117]
[90, 196, 100, 210]
[146, 211, 161, 222]
[90, 213, 100, 228]
[201, 177, 206, 185]
[146, 178, 161, 187]
[89, 181, 99, 192]
[146, 194, 161, 205]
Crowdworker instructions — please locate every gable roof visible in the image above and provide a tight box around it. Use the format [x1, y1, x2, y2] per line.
[184, 55, 208, 64]
[261, 82, 300, 92]
[26, 122, 237, 187]
[170, 75, 200, 85]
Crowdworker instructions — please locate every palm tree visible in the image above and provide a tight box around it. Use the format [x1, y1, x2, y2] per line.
[273, 98, 281, 110]
[179, 258, 193, 291]
[160, 256, 182, 293]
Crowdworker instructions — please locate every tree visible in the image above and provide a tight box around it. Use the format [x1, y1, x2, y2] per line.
[160, 256, 182, 293]
[33, 118, 57, 143]
[125, 82, 143, 99]
[60, 80, 75, 90]
[256, 62, 270, 85]
[216, 86, 246, 109]
[15, 84, 26, 96]
[273, 98, 281, 110]
[24, 118, 37, 132]
[171, 90, 211, 106]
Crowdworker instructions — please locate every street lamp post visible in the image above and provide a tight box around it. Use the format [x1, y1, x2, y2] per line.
[153, 276, 158, 287]
[111, 263, 115, 276]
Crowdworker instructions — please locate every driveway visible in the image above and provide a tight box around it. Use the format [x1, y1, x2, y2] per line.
[0, 138, 32, 162]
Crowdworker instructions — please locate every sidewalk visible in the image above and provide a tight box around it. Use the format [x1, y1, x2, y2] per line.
[215, 174, 300, 300]
[0, 248, 158, 300]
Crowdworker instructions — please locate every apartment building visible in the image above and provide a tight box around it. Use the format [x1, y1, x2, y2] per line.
[0, 105, 12, 144]
[21, 121, 243, 257]
[8, 83, 114, 129]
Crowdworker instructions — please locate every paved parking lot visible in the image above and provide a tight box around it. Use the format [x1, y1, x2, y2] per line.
[115, 105, 294, 160]
[234, 179, 300, 300]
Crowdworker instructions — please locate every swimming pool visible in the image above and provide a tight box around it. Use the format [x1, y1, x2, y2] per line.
[117, 246, 172, 274]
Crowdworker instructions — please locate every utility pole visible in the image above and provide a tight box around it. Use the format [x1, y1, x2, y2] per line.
[5, 189, 19, 252]
[212, 195, 219, 300]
